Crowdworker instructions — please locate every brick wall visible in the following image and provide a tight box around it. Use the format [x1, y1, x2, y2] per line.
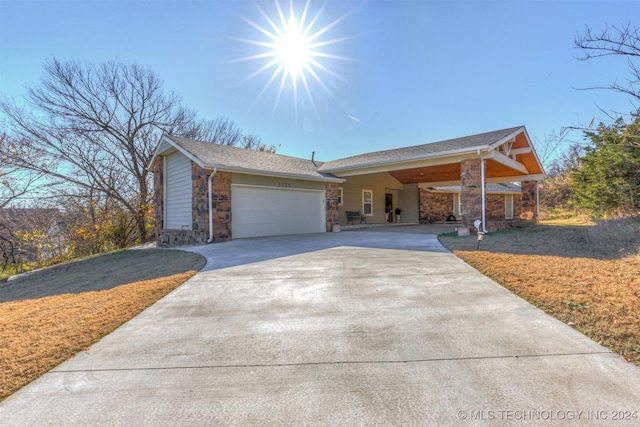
[419, 190, 454, 222]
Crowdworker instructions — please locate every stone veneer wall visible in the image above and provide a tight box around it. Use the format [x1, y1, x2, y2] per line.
[211, 170, 232, 242]
[325, 183, 340, 231]
[460, 159, 485, 228]
[156, 159, 232, 247]
[418, 190, 454, 223]
[485, 193, 526, 231]
[486, 194, 506, 221]
[520, 180, 538, 220]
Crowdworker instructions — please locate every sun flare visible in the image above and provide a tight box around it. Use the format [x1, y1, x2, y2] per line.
[235, 0, 351, 115]
[275, 15, 312, 82]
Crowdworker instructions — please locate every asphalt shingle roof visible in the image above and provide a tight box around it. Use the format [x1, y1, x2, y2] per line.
[164, 135, 340, 182]
[318, 126, 523, 172]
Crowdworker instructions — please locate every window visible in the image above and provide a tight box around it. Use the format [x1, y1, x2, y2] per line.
[505, 194, 514, 219]
[362, 189, 373, 216]
[453, 193, 461, 218]
[338, 187, 343, 206]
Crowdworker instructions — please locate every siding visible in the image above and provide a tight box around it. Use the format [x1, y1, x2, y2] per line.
[398, 183, 420, 223]
[338, 172, 403, 224]
[165, 152, 192, 230]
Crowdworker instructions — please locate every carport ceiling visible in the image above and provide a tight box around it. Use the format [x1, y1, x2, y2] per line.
[388, 155, 540, 185]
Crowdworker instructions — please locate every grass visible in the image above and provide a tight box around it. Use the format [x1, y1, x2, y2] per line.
[438, 217, 640, 365]
[0, 248, 206, 401]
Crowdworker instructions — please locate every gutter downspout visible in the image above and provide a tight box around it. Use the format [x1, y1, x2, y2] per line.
[207, 166, 218, 243]
[536, 181, 540, 219]
[477, 150, 488, 233]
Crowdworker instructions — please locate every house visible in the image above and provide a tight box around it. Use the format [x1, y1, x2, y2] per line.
[149, 126, 544, 246]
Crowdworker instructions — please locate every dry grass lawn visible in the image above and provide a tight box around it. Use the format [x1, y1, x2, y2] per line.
[439, 218, 640, 365]
[0, 248, 205, 401]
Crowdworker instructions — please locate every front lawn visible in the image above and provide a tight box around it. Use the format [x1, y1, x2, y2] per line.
[0, 248, 206, 401]
[438, 218, 640, 365]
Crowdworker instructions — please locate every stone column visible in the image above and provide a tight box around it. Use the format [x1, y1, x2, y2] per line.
[460, 158, 486, 228]
[520, 180, 538, 220]
[152, 157, 164, 246]
[191, 165, 232, 243]
[325, 182, 340, 231]
[212, 171, 232, 242]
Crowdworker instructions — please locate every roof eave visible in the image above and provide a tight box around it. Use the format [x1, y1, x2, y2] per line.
[147, 134, 206, 170]
[318, 145, 492, 174]
[205, 164, 345, 183]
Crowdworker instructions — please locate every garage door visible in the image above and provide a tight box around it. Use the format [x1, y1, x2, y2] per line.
[232, 185, 326, 239]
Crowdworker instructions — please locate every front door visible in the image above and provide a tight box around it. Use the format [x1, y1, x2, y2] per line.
[385, 193, 393, 223]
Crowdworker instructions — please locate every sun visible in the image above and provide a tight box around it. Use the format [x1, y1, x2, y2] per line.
[275, 14, 312, 83]
[234, 0, 351, 115]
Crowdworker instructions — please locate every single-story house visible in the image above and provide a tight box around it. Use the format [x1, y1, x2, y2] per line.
[148, 125, 544, 246]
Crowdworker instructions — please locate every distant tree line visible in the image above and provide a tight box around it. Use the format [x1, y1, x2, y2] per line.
[0, 58, 274, 271]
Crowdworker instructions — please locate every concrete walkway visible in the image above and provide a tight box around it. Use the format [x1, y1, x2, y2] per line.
[1, 230, 639, 426]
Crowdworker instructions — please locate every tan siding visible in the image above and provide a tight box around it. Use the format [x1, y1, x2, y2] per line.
[338, 172, 403, 224]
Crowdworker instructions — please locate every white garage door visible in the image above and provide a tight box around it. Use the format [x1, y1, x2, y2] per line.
[232, 185, 326, 239]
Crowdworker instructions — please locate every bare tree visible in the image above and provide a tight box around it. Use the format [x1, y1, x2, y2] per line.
[575, 23, 640, 109]
[1, 58, 268, 244]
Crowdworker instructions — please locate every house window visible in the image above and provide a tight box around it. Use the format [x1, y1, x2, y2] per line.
[505, 194, 514, 219]
[338, 187, 343, 206]
[453, 193, 461, 218]
[362, 189, 373, 216]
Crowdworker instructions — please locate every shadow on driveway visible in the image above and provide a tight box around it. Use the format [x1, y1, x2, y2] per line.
[0, 249, 205, 303]
[182, 228, 449, 272]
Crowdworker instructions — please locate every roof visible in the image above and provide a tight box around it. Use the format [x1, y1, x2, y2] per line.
[149, 125, 544, 184]
[156, 135, 343, 183]
[318, 126, 524, 172]
[427, 183, 522, 194]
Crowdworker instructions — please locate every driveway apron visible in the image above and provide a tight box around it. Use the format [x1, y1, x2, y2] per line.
[1, 230, 639, 426]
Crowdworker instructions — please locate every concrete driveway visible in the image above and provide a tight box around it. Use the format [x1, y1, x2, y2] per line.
[2, 228, 640, 426]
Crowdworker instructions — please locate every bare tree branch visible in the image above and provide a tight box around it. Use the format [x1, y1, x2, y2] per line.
[1, 58, 269, 244]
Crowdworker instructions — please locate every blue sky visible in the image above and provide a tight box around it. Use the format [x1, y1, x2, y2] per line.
[1, 0, 638, 164]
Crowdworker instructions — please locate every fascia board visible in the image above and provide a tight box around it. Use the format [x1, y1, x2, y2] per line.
[147, 135, 206, 170]
[417, 180, 461, 188]
[488, 127, 546, 178]
[325, 149, 487, 176]
[486, 174, 544, 183]
[209, 165, 345, 183]
[487, 127, 524, 151]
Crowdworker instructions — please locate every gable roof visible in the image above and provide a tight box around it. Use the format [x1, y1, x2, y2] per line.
[149, 125, 545, 185]
[318, 126, 525, 172]
[151, 135, 343, 183]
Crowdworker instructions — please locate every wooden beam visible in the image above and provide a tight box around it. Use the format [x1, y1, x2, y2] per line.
[417, 180, 461, 188]
[486, 150, 529, 174]
[510, 147, 532, 155]
[486, 174, 544, 183]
